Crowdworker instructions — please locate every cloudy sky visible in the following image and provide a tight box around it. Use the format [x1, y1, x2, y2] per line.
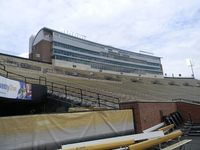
[0, 0, 200, 79]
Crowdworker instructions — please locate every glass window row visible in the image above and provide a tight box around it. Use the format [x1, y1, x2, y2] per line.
[53, 41, 161, 67]
[53, 54, 162, 74]
[53, 48, 161, 71]
[53, 41, 99, 55]
[101, 52, 160, 66]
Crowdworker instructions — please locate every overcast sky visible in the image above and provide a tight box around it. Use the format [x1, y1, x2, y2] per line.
[0, 0, 200, 79]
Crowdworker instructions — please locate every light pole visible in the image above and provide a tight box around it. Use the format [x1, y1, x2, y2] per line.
[186, 59, 195, 78]
[190, 60, 194, 78]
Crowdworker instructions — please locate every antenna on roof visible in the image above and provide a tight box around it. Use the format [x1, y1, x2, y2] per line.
[139, 50, 154, 55]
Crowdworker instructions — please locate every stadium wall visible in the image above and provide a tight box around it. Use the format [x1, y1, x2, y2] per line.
[120, 102, 177, 133]
[120, 101, 200, 133]
[176, 102, 200, 123]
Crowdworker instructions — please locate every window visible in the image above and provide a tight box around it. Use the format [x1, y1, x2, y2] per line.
[52, 42, 162, 74]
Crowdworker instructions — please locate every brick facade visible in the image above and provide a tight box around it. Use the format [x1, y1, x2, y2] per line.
[30, 40, 52, 63]
[177, 102, 200, 123]
[120, 101, 200, 133]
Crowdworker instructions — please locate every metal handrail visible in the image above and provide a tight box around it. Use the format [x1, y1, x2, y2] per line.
[0, 64, 120, 109]
[45, 82, 119, 109]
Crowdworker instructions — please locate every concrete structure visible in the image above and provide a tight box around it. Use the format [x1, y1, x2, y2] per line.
[29, 27, 163, 77]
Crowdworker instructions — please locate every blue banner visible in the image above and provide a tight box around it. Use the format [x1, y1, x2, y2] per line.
[0, 75, 32, 100]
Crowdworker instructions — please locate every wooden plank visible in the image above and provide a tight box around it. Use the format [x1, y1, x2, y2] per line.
[61, 131, 164, 149]
[128, 130, 183, 150]
[133, 131, 164, 141]
[143, 122, 165, 133]
[161, 139, 192, 150]
[159, 124, 174, 133]
[62, 139, 134, 150]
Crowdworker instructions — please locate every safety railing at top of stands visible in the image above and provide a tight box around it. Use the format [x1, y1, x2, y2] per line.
[0, 63, 120, 109]
[46, 81, 120, 109]
[172, 98, 200, 105]
[0, 63, 42, 84]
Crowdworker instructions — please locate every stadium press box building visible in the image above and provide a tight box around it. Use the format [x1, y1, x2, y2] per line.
[29, 27, 163, 77]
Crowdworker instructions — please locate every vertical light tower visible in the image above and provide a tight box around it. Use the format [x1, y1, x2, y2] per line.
[186, 58, 195, 78]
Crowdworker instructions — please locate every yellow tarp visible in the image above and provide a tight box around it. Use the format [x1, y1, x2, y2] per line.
[0, 109, 134, 150]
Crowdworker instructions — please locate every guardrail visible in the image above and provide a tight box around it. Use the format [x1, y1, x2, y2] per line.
[0, 63, 120, 109]
[46, 81, 120, 109]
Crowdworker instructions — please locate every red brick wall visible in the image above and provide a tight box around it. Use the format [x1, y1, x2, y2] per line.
[177, 102, 200, 123]
[120, 101, 200, 133]
[32, 40, 52, 63]
[120, 102, 177, 133]
[138, 103, 177, 131]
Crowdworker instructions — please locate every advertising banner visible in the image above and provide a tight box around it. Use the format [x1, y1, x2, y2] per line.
[0, 75, 32, 100]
